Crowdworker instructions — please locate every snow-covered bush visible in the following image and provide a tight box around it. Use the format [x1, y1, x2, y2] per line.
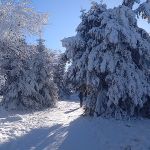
[62, 0, 150, 118]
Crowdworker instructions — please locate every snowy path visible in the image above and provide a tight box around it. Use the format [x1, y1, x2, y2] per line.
[0, 99, 150, 150]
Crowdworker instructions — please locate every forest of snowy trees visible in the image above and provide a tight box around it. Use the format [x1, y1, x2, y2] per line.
[0, 0, 59, 110]
[0, 0, 150, 119]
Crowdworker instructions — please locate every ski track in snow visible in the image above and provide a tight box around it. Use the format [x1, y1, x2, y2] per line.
[0, 99, 150, 150]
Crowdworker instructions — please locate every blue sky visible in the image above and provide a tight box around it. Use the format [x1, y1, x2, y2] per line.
[29, 0, 150, 51]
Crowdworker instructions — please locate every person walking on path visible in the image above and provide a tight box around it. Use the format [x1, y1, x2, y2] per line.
[78, 84, 87, 107]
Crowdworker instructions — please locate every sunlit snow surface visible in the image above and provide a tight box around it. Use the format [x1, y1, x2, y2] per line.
[0, 97, 150, 150]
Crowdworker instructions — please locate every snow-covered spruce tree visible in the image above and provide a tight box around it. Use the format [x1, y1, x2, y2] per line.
[53, 53, 71, 98]
[0, 40, 33, 109]
[62, 0, 150, 118]
[27, 38, 58, 109]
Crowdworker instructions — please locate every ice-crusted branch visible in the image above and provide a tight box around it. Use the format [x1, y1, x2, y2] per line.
[135, 0, 150, 23]
[0, 0, 48, 41]
[122, 0, 140, 8]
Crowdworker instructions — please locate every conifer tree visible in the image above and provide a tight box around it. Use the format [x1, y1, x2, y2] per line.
[53, 53, 71, 98]
[62, 0, 150, 118]
[28, 38, 58, 109]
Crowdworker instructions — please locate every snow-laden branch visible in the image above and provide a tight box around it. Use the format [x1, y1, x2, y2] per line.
[0, 0, 48, 41]
[135, 0, 150, 23]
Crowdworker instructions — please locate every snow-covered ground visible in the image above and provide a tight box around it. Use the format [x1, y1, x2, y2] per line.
[0, 97, 150, 150]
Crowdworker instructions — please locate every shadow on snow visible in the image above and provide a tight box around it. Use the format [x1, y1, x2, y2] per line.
[0, 116, 97, 150]
[1, 116, 150, 150]
[0, 124, 67, 150]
